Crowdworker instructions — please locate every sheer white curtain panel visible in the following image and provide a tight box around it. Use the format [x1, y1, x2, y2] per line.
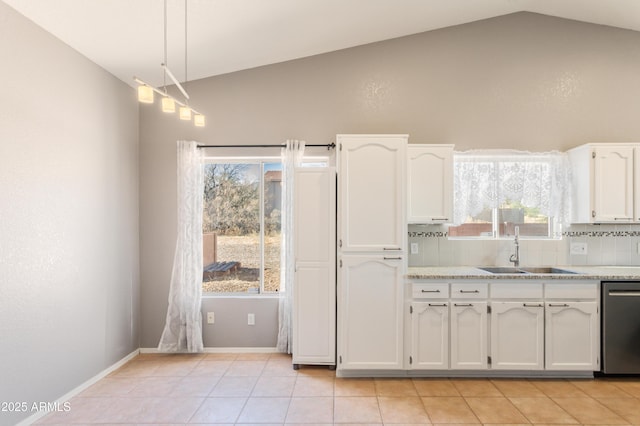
[158, 140, 205, 353]
[453, 150, 572, 226]
[276, 140, 305, 353]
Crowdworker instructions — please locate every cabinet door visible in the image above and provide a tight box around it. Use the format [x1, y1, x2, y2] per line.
[338, 135, 407, 252]
[410, 302, 449, 369]
[450, 302, 488, 369]
[407, 145, 453, 224]
[545, 302, 599, 371]
[338, 256, 404, 370]
[593, 146, 634, 222]
[292, 168, 336, 366]
[490, 302, 544, 370]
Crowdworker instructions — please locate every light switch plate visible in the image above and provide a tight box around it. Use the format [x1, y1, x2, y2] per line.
[410, 243, 419, 254]
[207, 312, 215, 324]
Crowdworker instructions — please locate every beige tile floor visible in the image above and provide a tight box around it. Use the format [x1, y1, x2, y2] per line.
[36, 352, 640, 425]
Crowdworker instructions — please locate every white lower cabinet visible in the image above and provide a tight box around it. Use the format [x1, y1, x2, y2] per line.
[407, 280, 600, 374]
[545, 301, 599, 370]
[410, 302, 449, 369]
[450, 301, 488, 369]
[490, 302, 544, 370]
[338, 255, 404, 370]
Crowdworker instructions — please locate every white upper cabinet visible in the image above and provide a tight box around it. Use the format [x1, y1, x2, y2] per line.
[407, 144, 454, 224]
[337, 134, 407, 252]
[569, 143, 638, 223]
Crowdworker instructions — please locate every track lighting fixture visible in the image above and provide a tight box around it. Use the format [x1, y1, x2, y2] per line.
[133, 0, 205, 127]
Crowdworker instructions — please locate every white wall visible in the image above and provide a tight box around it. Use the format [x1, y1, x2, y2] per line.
[0, 3, 139, 425]
[139, 12, 640, 348]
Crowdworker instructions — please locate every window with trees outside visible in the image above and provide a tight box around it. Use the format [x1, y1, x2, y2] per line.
[202, 160, 282, 294]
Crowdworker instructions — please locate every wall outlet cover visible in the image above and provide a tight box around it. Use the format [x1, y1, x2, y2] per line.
[570, 242, 588, 255]
[410, 243, 419, 254]
[247, 313, 255, 326]
[206, 312, 215, 324]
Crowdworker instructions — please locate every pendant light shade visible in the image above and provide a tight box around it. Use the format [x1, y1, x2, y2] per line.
[134, 0, 207, 128]
[162, 97, 176, 113]
[179, 106, 192, 121]
[137, 85, 154, 103]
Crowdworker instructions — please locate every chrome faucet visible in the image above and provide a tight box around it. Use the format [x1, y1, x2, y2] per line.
[509, 226, 520, 267]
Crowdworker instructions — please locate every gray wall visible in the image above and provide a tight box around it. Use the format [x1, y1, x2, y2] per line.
[0, 3, 139, 425]
[139, 12, 640, 348]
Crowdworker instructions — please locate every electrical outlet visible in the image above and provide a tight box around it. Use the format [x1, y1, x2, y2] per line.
[410, 243, 419, 255]
[207, 312, 215, 324]
[570, 242, 588, 255]
[247, 313, 255, 326]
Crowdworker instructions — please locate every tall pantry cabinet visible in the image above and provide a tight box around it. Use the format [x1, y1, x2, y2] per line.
[336, 134, 407, 371]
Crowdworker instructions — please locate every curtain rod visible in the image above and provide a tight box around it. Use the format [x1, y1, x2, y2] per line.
[197, 143, 336, 150]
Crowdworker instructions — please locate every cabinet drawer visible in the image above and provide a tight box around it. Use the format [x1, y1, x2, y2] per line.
[491, 282, 543, 299]
[412, 283, 449, 299]
[545, 282, 599, 299]
[451, 283, 488, 299]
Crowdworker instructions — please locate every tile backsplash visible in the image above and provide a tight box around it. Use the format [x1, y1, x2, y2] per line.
[408, 224, 640, 267]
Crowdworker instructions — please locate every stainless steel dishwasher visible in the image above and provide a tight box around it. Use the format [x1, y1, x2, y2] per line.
[602, 281, 640, 374]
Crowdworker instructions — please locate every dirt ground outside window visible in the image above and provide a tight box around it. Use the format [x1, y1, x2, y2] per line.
[202, 234, 281, 293]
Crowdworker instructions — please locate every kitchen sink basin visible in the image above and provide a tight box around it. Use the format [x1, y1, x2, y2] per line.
[519, 267, 577, 274]
[478, 266, 578, 275]
[478, 267, 528, 274]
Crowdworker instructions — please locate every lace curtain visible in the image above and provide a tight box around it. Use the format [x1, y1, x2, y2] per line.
[453, 150, 572, 226]
[158, 140, 204, 353]
[276, 140, 305, 353]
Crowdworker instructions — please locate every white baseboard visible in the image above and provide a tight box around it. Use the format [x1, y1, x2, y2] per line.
[140, 347, 280, 354]
[17, 349, 140, 426]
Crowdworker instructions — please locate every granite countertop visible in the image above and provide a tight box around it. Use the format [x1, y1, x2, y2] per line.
[406, 266, 640, 280]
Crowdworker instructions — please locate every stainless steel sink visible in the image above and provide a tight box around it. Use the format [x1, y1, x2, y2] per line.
[519, 267, 577, 274]
[477, 266, 578, 275]
[478, 266, 528, 274]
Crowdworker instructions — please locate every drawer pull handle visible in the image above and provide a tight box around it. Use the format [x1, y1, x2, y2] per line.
[548, 303, 570, 307]
[383, 256, 402, 260]
[383, 247, 402, 251]
[454, 303, 473, 307]
[523, 303, 543, 307]
[421, 289, 441, 293]
[459, 289, 480, 293]
[428, 303, 448, 307]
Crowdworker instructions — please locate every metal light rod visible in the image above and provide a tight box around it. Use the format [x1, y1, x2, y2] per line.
[162, 64, 190, 100]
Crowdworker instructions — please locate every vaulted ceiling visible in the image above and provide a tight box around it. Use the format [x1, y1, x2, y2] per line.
[4, 0, 640, 87]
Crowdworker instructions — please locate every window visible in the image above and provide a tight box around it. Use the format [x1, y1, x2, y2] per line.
[202, 160, 282, 294]
[201, 155, 330, 295]
[449, 151, 571, 239]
